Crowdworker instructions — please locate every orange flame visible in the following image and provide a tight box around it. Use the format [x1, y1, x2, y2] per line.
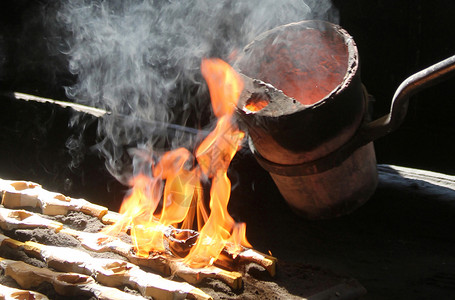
[244, 97, 269, 112]
[103, 58, 251, 267]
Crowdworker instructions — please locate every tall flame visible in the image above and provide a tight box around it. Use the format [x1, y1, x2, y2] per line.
[103, 58, 251, 267]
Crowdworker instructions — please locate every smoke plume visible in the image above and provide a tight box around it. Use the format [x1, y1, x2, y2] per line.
[51, 0, 338, 182]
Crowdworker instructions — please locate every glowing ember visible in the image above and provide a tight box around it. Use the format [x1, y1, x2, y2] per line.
[244, 93, 270, 112]
[103, 58, 251, 268]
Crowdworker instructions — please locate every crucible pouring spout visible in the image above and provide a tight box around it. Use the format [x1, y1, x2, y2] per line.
[234, 20, 455, 219]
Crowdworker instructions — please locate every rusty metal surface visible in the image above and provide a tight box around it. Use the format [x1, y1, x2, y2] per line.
[235, 20, 364, 166]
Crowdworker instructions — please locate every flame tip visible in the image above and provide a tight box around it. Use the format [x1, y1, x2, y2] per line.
[107, 58, 250, 268]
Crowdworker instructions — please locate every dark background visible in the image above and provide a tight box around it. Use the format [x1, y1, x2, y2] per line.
[334, 0, 455, 175]
[1, 0, 454, 198]
[0, 1, 455, 298]
[1, 0, 454, 199]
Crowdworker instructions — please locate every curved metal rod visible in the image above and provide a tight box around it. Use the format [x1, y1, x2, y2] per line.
[362, 54, 455, 141]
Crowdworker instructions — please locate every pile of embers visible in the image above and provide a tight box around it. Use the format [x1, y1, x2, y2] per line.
[0, 178, 363, 299]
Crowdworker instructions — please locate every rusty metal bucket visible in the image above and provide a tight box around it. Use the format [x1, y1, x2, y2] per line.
[234, 20, 455, 219]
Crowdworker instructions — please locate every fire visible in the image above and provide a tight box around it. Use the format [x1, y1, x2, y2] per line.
[244, 95, 269, 112]
[103, 58, 251, 268]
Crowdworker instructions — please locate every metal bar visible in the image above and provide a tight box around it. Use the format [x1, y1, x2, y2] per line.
[363, 54, 455, 140]
[5, 92, 208, 136]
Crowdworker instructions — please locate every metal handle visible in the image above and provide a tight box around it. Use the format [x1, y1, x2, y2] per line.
[361, 54, 455, 142]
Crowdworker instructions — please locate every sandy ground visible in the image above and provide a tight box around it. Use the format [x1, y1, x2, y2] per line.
[227, 156, 455, 300]
[0, 212, 363, 300]
[1, 156, 454, 299]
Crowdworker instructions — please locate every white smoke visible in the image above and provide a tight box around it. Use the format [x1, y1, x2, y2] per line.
[50, 0, 338, 182]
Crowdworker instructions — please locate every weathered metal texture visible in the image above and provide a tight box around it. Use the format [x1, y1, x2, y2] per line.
[234, 20, 376, 219]
[235, 20, 364, 165]
[235, 19, 455, 219]
[269, 143, 377, 219]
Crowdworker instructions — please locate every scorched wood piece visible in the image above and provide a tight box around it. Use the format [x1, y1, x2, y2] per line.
[237, 248, 277, 277]
[101, 211, 122, 225]
[0, 208, 62, 231]
[101, 216, 277, 276]
[100, 213, 277, 276]
[0, 283, 49, 300]
[100, 215, 277, 276]
[0, 207, 242, 290]
[0, 179, 108, 218]
[166, 228, 277, 277]
[0, 234, 211, 300]
[61, 228, 243, 290]
[1, 179, 278, 277]
[0, 257, 147, 300]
